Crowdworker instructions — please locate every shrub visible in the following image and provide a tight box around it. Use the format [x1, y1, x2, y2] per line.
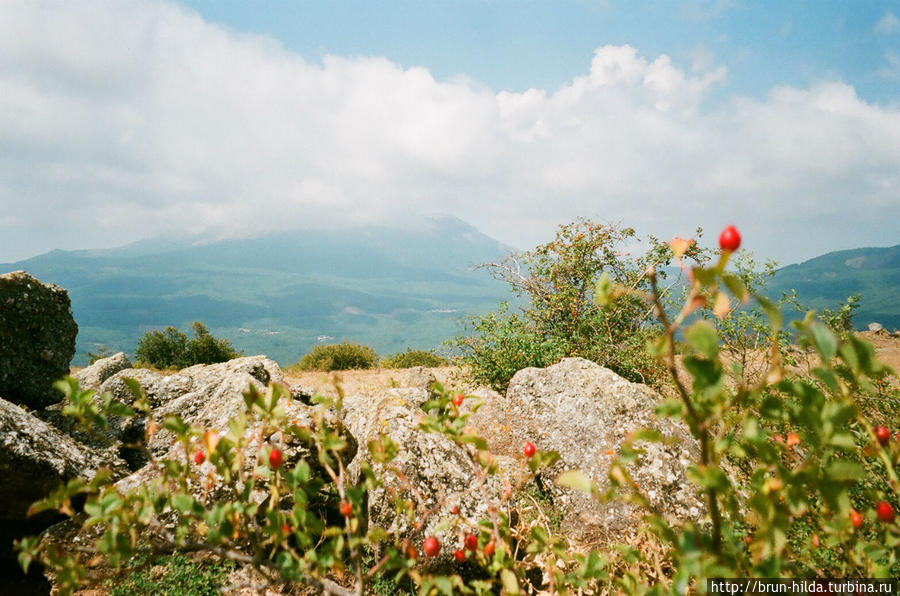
[379, 349, 448, 369]
[18, 225, 900, 595]
[295, 341, 378, 371]
[87, 345, 114, 365]
[453, 218, 702, 391]
[134, 322, 241, 369]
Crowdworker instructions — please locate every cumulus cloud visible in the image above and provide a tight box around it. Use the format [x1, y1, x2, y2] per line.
[876, 11, 900, 35]
[1, 0, 899, 265]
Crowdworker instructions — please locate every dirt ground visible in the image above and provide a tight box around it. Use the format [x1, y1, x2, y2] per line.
[283, 365, 470, 398]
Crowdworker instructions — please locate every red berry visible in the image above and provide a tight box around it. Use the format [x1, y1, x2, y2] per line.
[407, 545, 418, 559]
[193, 449, 205, 465]
[876, 501, 895, 523]
[850, 510, 863, 528]
[875, 425, 891, 446]
[483, 540, 495, 557]
[340, 501, 353, 517]
[281, 522, 291, 534]
[718, 225, 741, 252]
[451, 505, 460, 515]
[452, 394, 464, 407]
[423, 536, 441, 557]
[454, 548, 466, 562]
[523, 442, 536, 459]
[464, 533, 478, 552]
[269, 448, 283, 470]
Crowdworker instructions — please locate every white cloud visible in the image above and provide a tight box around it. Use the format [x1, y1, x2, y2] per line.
[0, 0, 899, 265]
[876, 11, 900, 35]
[877, 52, 900, 80]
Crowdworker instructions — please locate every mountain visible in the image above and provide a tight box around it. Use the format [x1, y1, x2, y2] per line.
[0, 217, 514, 366]
[769, 244, 900, 330]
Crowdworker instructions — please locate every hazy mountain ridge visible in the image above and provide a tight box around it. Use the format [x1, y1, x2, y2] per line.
[1, 217, 513, 366]
[4, 223, 898, 367]
[770, 244, 900, 330]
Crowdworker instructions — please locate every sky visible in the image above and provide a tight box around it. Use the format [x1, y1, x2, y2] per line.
[1, 1, 899, 265]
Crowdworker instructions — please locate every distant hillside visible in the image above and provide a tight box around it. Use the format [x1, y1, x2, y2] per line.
[0, 217, 513, 366]
[769, 244, 900, 331]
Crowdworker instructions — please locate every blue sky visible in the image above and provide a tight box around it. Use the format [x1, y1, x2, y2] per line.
[0, 0, 898, 265]
[178, 1, 900, 104]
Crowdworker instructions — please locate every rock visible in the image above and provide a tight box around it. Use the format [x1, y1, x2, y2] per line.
[100, 368, 188, 408]
[0, 271, 78, 408]
[341, 387, 518, 567]
[468, 357, 704, 543]
[868, 322, 885, 333]
[146, 356, 284, 455]
[403, 366, 437, 394]
[112, 357, 354, 526]
[72, 352, 132, 390]
[0, 395, 127, 520]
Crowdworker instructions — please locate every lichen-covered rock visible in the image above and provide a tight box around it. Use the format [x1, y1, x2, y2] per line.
[468, 357, 704, 543]
[113, 357, 353, 520]
[72, 352, 131, 390]
[0, 271, 78, 408]
[100, 368, 187, 408]
[0, 395, 127, 520]
[146, 356, 284, 455]
[341, 387, 519, 566]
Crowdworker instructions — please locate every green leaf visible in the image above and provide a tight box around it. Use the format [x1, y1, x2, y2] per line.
[595, 272, 613, 306]
[722, 273, 749, 303]
[808, 323, 837, 362]
[171, 494, 196, 513]
[655, 398, 684, 418]
[824, 460, 864, 482]
[500, 569, 520, 595]
[458, 434, 488, 450]
[556, 470, 595, 494]
[685, 320, 719, 359]
[755, 293, 783, 332]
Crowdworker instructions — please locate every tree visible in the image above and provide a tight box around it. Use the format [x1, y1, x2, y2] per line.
[454, 219, 702, 391]
[135, 322, 240, 369]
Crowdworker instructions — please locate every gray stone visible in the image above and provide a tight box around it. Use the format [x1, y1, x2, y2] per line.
[0, 395, 127, 520]
[341, 387, 518, 566]
[868, 322, 885, 333]
[0, 271, 78, 408]
[72, 352, 132, 390]
[468, 357, 705, 543]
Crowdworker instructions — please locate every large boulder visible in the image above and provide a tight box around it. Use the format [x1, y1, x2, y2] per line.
[341, 387, 519, 566]
[0, 271, 78, 408]
[72, 352, 132, 390]
[0, 395, 126, 520]
[468, 357, 704, 543]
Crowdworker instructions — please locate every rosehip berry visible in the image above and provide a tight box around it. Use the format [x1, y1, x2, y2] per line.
[423, 536, 441, 557]
[451, 505, 460, 515]
[193, 449, 205, 465]
[452, 394, 464, 407]
[454, 548, 466, 562]
[876, 501, 895, 523]
[269, 448, 283, 470]
[281, 522, 291, 534]
[483, 540, 495, 557]
[810, 533, 820, 548]
[875, 425, 891, 446]
[464, 533, 478, 552]
[340, 501, 353, 517]
[850, 510, 863, 529]
[718, 225, 741, 253]
[523, 442, 536, 459]
[407, 545, 418, 559]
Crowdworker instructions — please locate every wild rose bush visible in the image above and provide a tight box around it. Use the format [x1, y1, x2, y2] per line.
[17, 226, 900, 594]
